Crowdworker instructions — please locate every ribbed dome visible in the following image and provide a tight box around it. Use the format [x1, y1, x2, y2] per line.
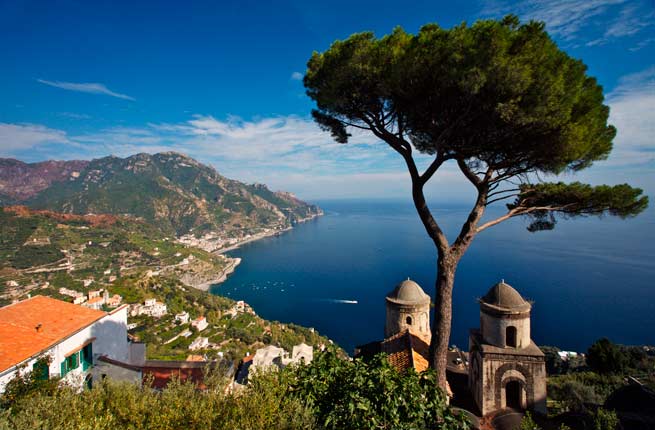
[386, 279, 430, 305]
[480, 281, 531, 313]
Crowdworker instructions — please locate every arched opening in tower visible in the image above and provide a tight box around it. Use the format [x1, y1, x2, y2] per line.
[505, 380, 522, 409]
[506, 326, 517, 348]
[405, 315, 412, 325]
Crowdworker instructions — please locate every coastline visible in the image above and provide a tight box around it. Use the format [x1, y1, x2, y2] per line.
[214, 212, 323, 255]
[193, 257, 242, 291]
[195, 212, 323, 290]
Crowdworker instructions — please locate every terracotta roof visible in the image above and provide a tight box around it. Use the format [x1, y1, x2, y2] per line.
[380, 329, 430, 373]
[186, 354, 205, 362]
[0, 295, 106, 372]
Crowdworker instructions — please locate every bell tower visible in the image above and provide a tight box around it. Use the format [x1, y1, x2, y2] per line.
[468, 281, 547, 415]
[385, 278, 431, 343]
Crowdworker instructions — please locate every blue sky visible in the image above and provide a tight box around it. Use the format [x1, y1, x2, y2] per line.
[1, 0, 653, 201]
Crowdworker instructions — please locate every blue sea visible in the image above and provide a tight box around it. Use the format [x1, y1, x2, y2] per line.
[211, 199, 655, 354]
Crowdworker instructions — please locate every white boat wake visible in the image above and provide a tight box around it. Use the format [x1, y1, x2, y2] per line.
[317, 299, 358, 304]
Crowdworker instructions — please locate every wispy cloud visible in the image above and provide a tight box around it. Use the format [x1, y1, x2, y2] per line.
[58, 112, 92, 120]
[290, 71, 303, 81]
[36, 79, 135, 101]
[480, 0, 653, 46]
[0, 123, 70, 152]
[3, 73, 653, 199]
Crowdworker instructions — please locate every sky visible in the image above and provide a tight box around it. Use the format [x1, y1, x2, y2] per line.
[0, 0, 653, 201]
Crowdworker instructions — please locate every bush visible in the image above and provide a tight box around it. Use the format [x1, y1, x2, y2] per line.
[591, 408, 619, 430]
[548, 372, 623, 410]
[287, 348, 469, 430]
[0, 372, 313, 430]
[587, 338, 627, 375]
[0, 349, 470, 430]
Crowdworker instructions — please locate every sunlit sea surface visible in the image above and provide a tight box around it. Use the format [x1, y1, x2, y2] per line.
[211, 199, 655, 354]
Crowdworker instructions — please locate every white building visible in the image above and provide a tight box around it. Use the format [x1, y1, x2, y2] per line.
[83, 296, 105, 310]
[131, 299, 167, 318]
[191, 316, 208, 332]
[175, 311, 190, 324]
[0, 296, 134, 393]
[188, 337, 209, 351]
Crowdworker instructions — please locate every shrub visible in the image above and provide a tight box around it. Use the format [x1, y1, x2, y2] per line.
[587, 338, 627, 375]
[287, 348, 469, 430]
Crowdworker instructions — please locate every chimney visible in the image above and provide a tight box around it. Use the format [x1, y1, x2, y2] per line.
[35, 324, 42, 333]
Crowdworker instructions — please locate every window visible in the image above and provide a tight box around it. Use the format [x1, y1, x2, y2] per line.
[60, 352, 80, 376]
[406, 316, 412, 325]
[32, 360, 49, 381]
[506, 326, 517, 348]
[82, 343, 93, 371]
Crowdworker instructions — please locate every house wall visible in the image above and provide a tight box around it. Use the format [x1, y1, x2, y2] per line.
[91, 361, 142, 386]
[0, 305, 130, 393]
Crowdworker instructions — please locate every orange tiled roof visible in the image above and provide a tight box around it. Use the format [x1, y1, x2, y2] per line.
[380, 329, 430, 373]
[0, 295, 106, 372]
[186, 354, 204, 362]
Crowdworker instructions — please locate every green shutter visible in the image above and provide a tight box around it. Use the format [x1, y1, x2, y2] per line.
[32, 361, 49, 380]
[60, 360, 67, 376]
[82, 344, 93, 371]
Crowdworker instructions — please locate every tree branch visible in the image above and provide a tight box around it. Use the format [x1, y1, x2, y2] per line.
[485, 193, 519, 206]
[475, 204, 577, 233]
[419, 153, 447, 186]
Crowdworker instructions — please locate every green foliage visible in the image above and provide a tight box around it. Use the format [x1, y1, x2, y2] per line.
[0, 374, 314, 430]
[591, 408, 619, 430]
[287, 348, 469, 430]
[548, 372, 624, 411]
[510, 182, 648, 232]
[518, 411, 540, 430]
[587, 338, 628, 375]
[0, 353, 471, 430]
[10, 244, 64, 269]
[0, 357, 59, 410]
[550, 380, 601, 412]
[305, 16, 646, 226]
[306, 17, 615, 174]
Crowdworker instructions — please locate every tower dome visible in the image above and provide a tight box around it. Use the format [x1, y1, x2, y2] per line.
[386, 279, 431, 305]
[385, 278, 431, 342]
[479, 280, 532, 349]
[479, 281, 531, 314]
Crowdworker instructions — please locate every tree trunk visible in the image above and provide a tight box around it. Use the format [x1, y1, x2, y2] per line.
[429, 253, 457, 392]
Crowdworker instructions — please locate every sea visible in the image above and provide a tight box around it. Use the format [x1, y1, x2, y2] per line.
[210, 199, 655, 355]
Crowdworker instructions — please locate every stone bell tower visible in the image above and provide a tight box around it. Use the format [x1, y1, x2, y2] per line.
[385, 278, 431, 344]
[468, 281, 547, 415]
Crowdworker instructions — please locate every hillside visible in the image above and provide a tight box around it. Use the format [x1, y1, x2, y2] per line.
[0, 206, 333, 362]
[0, 158, 89, 204]
[1, 152, 321, 237]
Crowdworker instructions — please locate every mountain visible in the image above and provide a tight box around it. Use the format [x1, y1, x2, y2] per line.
[0, 158, 89, 204]
[0, 152, 321, 236]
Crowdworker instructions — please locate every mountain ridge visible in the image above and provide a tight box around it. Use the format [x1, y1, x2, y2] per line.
[0, 152, 321, 237]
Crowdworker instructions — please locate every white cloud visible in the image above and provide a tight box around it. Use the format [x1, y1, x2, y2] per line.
[480, 0, 653, 45]
[290, 71, 303, 80]
[601, 66, 655, 167]
[37, 79, 135, 101]
[0, 123, 70, 153]
[5, 76, 653, 199]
